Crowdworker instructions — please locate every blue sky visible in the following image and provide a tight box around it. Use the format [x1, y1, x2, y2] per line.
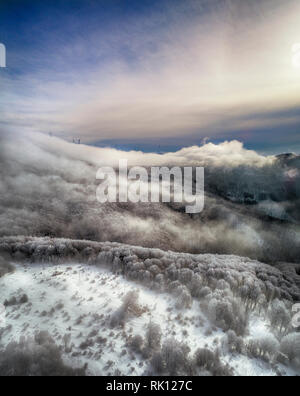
[0, 0, 300, 154]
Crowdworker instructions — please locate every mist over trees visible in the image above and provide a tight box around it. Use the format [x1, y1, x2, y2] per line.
[0, 132, 300, 264]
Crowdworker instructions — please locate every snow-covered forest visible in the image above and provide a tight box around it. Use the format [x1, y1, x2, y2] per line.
[0, 132, 299, 376]
[0, 237, 300, 376]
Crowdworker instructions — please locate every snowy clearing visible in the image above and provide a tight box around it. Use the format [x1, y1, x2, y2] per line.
[0, 254, 299, 376]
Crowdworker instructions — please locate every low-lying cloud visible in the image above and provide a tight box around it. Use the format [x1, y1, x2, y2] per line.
[0, 131, 299, 264]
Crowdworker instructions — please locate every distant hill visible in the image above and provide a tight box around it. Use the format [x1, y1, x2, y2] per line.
[276, 153, 300, 167]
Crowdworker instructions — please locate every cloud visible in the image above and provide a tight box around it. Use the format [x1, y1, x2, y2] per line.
[1, 131, 299, 263]
[1, 0, 300, 145]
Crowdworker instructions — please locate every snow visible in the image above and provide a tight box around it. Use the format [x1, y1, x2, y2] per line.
[0, 260, 297, 376]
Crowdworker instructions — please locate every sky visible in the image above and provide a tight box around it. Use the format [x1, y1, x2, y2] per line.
[0, 0, 300, 154]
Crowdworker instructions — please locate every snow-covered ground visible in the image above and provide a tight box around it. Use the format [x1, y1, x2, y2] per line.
[0, 261, 297, 376]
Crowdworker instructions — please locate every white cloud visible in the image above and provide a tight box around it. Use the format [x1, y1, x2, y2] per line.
[1, 131, 299, 263]
[1, 0, 300, 142]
